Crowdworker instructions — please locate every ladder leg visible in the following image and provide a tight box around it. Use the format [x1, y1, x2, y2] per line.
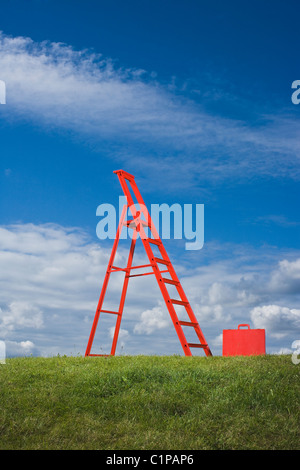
[110, 231, 137, 355]
[85, 204, 128, 356]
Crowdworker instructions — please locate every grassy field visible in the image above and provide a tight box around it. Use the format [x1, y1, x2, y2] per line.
[0, 354, 299, 450]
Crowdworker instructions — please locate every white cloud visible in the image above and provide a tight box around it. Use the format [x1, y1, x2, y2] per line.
[269, 258, 300, 294]
[0, 223, 88, 254]
[133, 304, 171, 335]
[206, 281, 258, 307]
[272, 347, 294, 355]
[195, 303, 231, 323]
[0, 31, 300, 185]
[250, 304, 300, 338]
[0, 302, 43, 337]
[1, 223, 300, 356]
[0, 223, 172, 355]
[0, 223, 122, 355]
[178, 245, 300, 349]
[212, 333, 223, 347]
[254, 215, 300, 228]
[5, 340, 36, 357]
[108, 327, 129, 341]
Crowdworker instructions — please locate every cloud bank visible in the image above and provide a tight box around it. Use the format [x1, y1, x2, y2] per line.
[0, 223, 299, 356]
[0, 31, 300, 186]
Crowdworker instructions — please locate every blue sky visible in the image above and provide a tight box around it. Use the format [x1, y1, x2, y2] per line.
[0, 0, 299, 358]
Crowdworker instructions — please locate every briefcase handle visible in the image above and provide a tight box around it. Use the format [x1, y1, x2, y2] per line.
[238, 324, 250, 329]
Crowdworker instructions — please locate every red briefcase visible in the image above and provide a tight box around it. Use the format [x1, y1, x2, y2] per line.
[222, 324, 266, 356]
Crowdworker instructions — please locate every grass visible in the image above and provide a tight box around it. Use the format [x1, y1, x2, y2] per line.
[0, 354, 299, 450]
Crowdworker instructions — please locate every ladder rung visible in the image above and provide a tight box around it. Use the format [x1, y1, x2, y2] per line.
[154, 257, 170, 266]
[129, 272, 155, 278]
[187, 343, 208, 348]
[147, 238, 161, 246]
[179, 321, 198, 327]
[171, 299, 188, 306]
[100, 310, 120, 315]
[162, 278, 179, 286]
[130, 264, 153, 270]
[124, 219, 149, 228]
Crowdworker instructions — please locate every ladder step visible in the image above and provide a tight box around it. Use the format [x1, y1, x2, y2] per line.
[147, 238, 161, 246]
[162, 278, 179, 286]
[154, 257, 170, 266]
[129, 271, 155, 278]
[100, 310, 120, 315]
[171, 299, 188, 306]
[131, 264, 153, 270]
[179, 321, 198, 327]
[187, 343, 208, 348]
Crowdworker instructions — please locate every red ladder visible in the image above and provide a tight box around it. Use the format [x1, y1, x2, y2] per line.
[85, 170, 212, 357]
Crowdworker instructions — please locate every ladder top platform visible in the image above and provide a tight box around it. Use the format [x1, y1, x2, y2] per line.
[113, 169, 135, 181]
